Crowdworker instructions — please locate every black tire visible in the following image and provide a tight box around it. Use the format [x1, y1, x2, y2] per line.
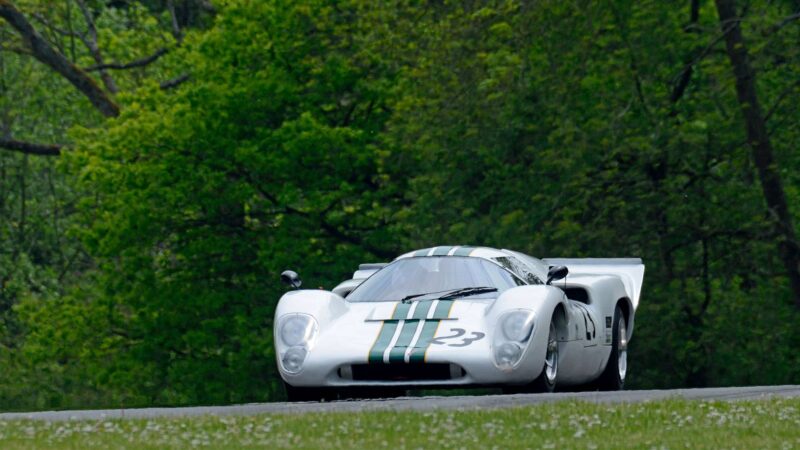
[503, 319, 558, 394]
[530, 320, 558, 393]
[284, 382, 334, 402]
[596, 305, 627, 391]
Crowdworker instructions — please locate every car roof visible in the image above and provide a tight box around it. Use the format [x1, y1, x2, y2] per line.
[396, 245, 508, 259]
[395, 245, 549, 283]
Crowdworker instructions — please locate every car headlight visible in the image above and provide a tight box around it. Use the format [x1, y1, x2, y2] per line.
[280, 314, 318, 347]
[277, 314, 318, 374]
[281, 346, 308, 374]
[494, 310, 535, 371]
[495, 342, 523, 367]
[501, 310, 535, 342]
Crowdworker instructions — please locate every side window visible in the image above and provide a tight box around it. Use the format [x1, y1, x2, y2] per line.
[493, 257, 543, 285]
[481, 260, 525, 289]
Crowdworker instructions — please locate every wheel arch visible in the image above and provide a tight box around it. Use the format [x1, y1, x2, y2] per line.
[617, 296, 635, 341]
[551, 301, 569, 342]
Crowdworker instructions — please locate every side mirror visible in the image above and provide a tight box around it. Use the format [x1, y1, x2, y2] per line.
[547, 265, 568, 285]
[281, 270, 302, 289]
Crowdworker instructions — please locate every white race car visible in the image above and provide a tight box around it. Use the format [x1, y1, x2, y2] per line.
[275, 246, 644, 401]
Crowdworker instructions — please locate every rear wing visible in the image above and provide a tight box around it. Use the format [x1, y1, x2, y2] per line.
[331, 263, 387, 297]
[352, 263, 387, 280]
[543, 258, 645, 310]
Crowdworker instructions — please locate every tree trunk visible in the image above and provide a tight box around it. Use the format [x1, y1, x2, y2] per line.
[714, 0, 800, 308]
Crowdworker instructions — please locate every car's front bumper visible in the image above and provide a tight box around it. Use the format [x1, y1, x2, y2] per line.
[279, 320, 548, 388]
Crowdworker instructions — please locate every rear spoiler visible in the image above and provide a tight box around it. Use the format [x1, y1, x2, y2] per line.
[543, 258, 645, 310]
[332, 263, 388, 297]
[353, 263, 388, 280]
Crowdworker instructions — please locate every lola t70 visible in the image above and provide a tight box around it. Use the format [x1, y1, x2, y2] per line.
[275, 246, 644, 401]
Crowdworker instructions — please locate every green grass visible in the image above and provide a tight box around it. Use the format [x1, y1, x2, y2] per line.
[0, 398, 798, 449]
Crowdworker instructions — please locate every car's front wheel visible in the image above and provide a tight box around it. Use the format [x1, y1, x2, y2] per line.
[530, 319, 559, 392]
[503, 318, 558, 394]
[597, 304, 627, 390]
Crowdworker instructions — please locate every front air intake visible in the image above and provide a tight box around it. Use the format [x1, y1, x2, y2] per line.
[345, 363, 464, 382]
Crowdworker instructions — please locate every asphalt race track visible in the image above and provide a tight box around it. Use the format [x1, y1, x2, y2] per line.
[2, 385, 798, 421]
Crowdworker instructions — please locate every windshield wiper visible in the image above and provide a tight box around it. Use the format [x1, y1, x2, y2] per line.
[401, 286, 499, 303]
[436, 286, 498, 300]
[401, 288, 454, 303]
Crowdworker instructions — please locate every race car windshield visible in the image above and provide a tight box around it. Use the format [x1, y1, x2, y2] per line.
[346, 256, 524, 302]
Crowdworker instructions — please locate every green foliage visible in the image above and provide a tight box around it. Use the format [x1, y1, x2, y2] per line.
[1, 0, 800, 409]
[44, 0, 401, 406]
[0, 0, 209, 408]
[381, 0, 800, 389]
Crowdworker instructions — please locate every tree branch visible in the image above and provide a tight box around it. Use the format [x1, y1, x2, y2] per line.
[31, 12, 78, 37]
[670, 4, 736, 106]
[160, 72, 190, 90]
[74, 0, 96, 42]
[0, 0, 119, 117]
[670, 64, 694, 104]
[0, 41, 30, 55]
[670, 20, 740, 103]
[75, 0, 117, 93]
[764, 78, 800, 122]
[167, 0, 182, 43]
[85, 47, 169, 71]
[0, 137, 62, 155]
[248, 182, 395, 259]
[767, 11, 800, 34]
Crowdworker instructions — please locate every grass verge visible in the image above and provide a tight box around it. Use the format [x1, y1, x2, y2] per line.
[0, 397, 798, 449]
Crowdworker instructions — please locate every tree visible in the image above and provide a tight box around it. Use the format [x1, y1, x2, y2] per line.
[2, 0, 800, 410]
[54, 0, 403, 405]
[0, 0, 208, 408]
[714, 0, 800, 309]
[382, 0, 800, 388]
[0, 0, 201, 154]
[0, 0, 119, 118]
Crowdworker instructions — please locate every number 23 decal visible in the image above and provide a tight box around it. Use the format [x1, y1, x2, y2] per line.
[431, 328, 485, 347]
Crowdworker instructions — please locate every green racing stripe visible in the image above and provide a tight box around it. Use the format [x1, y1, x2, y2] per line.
[413, 248, 430, 257]
[387, 319, 421, 363]
[368, 302, 412, 363]
[392, 302, 412, 320]
[408, 299, 454, 363]
[368, 299, 455, 364]
[431, 246, 453, 256]
[368, 321, 399, 363]
[411, 300, 435, 319]
[453, 246, 475, 256]
[387, 301, 435, 362]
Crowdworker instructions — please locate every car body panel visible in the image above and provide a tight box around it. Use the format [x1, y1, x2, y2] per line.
[543, 258, 645, 310]
[275, 246, 644, 389]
